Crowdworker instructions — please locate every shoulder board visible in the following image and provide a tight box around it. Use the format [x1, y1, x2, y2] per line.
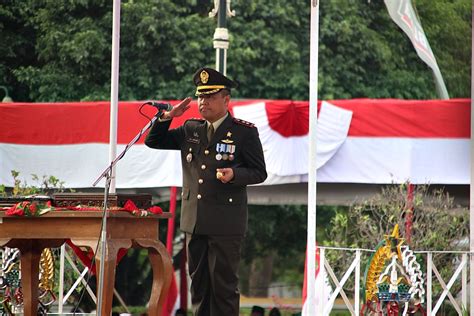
[233, 118, 255, 127]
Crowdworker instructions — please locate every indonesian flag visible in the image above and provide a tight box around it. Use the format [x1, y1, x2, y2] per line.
[161, 271, 179, 316]
[232, 101, 353, 177]
[302, 246, 333, 315]
[162, 187, 180, 316]
[0, 98, 470, 188]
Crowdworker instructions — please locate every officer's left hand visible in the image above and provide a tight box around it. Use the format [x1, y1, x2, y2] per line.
[216, 168, 234, 183]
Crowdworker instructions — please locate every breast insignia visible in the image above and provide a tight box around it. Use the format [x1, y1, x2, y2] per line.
[186, 153, 193, 162]
[221, 130, 234, 144]
[233, 118, 254, 127]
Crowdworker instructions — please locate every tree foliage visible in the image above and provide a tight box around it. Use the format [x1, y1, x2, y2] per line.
[327, 184, 469, 250]
[0, 0, 470, 102]
[325, 184, 469, 295]
[238, 204, 338, 296]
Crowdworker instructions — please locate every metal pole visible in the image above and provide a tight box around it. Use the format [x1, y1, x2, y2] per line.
[318, 248, 325, 315]
[64, 251, 98, 303]
[462, 253, 467, 311]
[355, 249, 360, 314]
[58, 244, 65, 314]
[405, 183, 414, 244]
[470, 1, 474, 314]
[304, 1, 319, 315]
[216, 0, 226, 73]
[166, 187, 177, 255]
[210, 0, 234, 74]
[427, 252, 432, 315]
[97, 0, 120, 312]
[97, 173, 112, 316]
[108, 0, 121, 193]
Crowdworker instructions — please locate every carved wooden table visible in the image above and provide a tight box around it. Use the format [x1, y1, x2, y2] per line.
[0, 211, 173, 316]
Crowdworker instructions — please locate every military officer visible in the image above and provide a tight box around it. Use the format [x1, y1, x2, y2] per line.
[145, 67, 267, 316]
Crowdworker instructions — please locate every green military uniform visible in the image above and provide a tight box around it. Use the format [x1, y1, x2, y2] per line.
[145, 67, 267, 316]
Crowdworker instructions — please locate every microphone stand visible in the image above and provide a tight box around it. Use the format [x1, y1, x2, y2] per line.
[92, 109, 163, 315]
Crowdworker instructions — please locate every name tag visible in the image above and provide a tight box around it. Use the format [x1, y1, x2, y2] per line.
[187, 138, 200, 144]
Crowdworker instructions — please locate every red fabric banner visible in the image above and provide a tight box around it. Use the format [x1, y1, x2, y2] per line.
[0, 99, 469, 145]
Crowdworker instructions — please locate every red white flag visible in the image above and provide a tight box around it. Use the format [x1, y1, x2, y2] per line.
[0, 99, 469, 188]
[302, 246, 333, 315]
[384, 0, 448, 98]
[161, 273, 179, 316]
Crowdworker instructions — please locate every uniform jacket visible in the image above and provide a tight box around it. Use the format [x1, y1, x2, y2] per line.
[145, 113, 267, 235]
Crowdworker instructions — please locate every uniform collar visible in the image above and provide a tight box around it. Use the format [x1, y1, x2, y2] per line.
[206, 112, 233, 147]
[207, 112, 228, 132]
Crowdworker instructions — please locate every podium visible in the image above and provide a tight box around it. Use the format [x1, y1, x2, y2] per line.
[0, 210, 173, 316]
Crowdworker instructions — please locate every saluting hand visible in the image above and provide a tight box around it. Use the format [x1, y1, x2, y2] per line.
[216, 168, 234, 183]
[170, 97, 192, 117]
[166, 97, 192, 119]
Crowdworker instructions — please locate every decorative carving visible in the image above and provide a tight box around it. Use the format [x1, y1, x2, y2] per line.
[52, 193, 152, 209]
[209, 0, 235, 18]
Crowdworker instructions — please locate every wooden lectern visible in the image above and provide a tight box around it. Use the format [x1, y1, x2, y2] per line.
[0, 210, 173, 316]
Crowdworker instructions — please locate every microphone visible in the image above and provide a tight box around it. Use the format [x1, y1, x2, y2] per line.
[146, 101, 173, 111]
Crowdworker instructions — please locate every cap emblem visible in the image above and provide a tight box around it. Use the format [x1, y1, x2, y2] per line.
[200, 70, 209, 84]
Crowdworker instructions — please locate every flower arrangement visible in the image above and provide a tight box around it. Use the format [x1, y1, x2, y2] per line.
[2, 199, 162, 217]
[5, 201, 53, 217]
[1, 171, 163, 217]
[122, 199, 163, 216]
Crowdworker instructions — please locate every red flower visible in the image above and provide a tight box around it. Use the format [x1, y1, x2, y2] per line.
[123, 200, 138, 213]
[6, 203, 25, 216]
[148, 206, 163, 215]
[29, 203, 37, 215]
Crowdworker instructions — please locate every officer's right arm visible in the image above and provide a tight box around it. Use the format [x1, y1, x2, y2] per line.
[145, 97, 192, 150]
[145, 120, 183, 150]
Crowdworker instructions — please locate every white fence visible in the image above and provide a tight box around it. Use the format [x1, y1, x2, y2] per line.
[1, 245, 471, 315]
[316, 246, 469, 315]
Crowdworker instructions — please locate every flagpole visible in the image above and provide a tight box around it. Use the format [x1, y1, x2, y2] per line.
[108, 0, 121, 194]
[469, 1, 474, 314]
[210, 0, 235, 75]
[97, 0, 120, 314]
[305, 1, 319, 315]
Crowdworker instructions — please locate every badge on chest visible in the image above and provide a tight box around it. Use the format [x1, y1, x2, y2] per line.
[215, 143, 236, 161]
[186, 147, 193, 162]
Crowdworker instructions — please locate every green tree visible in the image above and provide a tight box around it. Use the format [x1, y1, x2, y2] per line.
[239, 204, 338, 297]
[8, 0, 209, 101]
[318, 0, 436, 99]
[415, 0, 472, 98]
[228, 0, 310, 100]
